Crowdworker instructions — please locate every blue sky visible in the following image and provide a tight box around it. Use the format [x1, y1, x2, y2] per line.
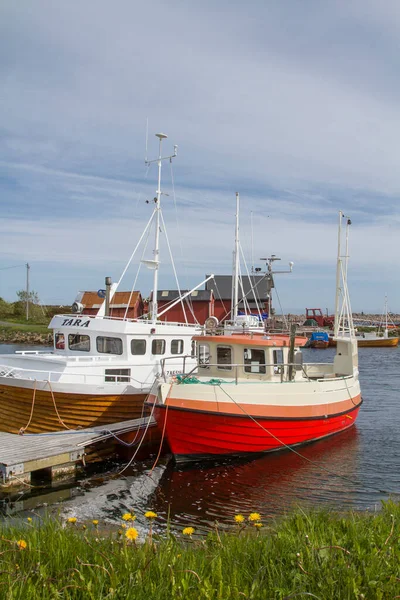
[1, 0, 400, 314]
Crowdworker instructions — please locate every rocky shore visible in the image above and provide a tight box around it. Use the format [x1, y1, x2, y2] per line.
[0, 329, 52, 345]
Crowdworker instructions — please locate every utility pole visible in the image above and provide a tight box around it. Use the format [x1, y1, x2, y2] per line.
[26, 262, 30, 321]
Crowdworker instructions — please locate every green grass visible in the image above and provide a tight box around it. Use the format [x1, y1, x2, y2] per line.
[1, 501, 400, 599]
[0, 322, 50, 334]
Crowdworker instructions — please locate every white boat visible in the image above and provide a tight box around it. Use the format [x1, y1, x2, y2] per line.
[148, 212, 362, 463]
[0, 134, 208, 434]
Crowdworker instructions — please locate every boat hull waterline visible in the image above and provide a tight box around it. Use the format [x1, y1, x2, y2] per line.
[151, 393, 362, 462]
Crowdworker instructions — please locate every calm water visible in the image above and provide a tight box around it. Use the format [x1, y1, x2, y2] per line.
[1, 343, 399, 533]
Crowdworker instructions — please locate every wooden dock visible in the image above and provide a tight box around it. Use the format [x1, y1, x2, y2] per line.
[0, 417, 156, 490]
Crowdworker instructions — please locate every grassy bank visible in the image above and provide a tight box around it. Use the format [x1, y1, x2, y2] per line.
[1, 501, 399, 599]
[0, 318, 51, 344]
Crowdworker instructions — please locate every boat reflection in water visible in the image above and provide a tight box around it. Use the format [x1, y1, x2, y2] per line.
[150, 426, 363, 533]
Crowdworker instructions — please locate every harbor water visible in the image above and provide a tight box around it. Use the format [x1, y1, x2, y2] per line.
[1, 343, 399, 534]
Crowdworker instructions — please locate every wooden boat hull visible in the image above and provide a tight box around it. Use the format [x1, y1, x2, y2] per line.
[0, 382, 148, 434]
[310, 340, 329, 349]
[329, 337, 399, 347]
[151, 395, 362, 463]
[357, 337, 399, 347]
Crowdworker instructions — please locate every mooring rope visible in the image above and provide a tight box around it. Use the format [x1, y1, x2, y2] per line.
[18, 379, 37, 435]
[47, 380, 72, 430]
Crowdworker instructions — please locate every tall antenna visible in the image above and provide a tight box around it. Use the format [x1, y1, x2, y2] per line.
[250, 211, 255, 273]
[145, 133, 178, 323]
[145, 117, 149, 163]
[232, 192, 240, 322]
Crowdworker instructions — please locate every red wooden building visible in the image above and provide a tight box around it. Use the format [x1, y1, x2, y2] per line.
[205, 275, 271, 321]
[76, 291, 144, 319]
[153, 289, 214, 324]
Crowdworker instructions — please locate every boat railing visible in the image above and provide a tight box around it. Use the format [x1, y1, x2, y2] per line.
[0, 363, 158, 388]
[52, 313, 201, 328]
[164, 360, 352, 385]
[15, 352, 120, 363]
[15, 350, 53, 355]
[159, 355, 194, 380]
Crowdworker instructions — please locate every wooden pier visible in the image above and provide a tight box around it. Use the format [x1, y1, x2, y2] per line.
[0, 417, 157, 490]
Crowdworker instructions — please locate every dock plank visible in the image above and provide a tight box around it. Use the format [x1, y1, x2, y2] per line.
[0, 417, 156, 485]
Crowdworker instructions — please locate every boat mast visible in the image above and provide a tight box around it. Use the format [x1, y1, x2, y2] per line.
[145, 133, 177, 324]
[232, 192, 240, 322]
[384, 294, 388, 337]
[333, 211, 342, 337]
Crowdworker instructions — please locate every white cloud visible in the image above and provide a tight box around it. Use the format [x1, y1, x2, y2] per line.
[1, 0, 400, 311]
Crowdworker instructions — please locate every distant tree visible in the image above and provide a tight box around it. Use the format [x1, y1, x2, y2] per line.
[16, 290, 40, 305]
[13, 289, 44, 321]
[0, 297, 13, 318]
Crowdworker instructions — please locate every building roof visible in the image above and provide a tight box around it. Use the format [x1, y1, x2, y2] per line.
[77, 291, 142, 309]
[156, 289, 213, 302]
[205, 275, 272, 302]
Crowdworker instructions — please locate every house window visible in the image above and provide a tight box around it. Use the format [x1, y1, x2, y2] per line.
[171, 339, 183, 354]
[244, 348, 266, 374]
[217, 346, 232, 370]
[105, 368, 131, 382]
[152, 339, 166, 355]
[96, 336, 123, 355]
[68, 334, 90, 352]
[131, 339, 146, 355]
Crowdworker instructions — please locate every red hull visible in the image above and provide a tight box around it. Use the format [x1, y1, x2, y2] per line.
[153, 403, 361, 462]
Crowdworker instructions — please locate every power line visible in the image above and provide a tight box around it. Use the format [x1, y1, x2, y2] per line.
[0, 264, 26, 271]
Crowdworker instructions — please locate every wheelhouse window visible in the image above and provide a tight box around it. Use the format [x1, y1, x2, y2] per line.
[171, 339, 183, 354]
[96, 336, 123, 355]
[273, 348, 284, 374]
[217, 346, 232, 371]
[68, 334, 90, 352]
[152, 339, 166, 355]
[198, 343, 210, 369]
[55, 333, 65, 350]
[131, 339, 146, 355]
[105, 368, 131, 383]
[244, 348, 266, 374]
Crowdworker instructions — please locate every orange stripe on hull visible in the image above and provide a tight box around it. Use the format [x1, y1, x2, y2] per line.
[164, 394, 361, 419]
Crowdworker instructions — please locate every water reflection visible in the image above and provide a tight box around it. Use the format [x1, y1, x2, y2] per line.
[148, 427, 365, 532]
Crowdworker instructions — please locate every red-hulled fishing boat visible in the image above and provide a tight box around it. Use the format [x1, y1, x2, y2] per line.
[147, 212, 362, 462]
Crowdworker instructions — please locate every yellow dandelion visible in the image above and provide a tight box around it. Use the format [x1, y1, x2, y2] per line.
[121, 523, 127, 529]
[117, 529, 123, 536]
[27, 517, 32, 523]
[234, 514, 245, 523]
[67, 517, 77, 524]
[122, 513, 132, 521]
[253, 522, 263, 528]
[144, 511, 157, 519]
[248, 512, 261, 522]
[182, 527, 195, 536]
[17, 540, 27, 550]
[125, 527, 138, 541]
[92, 520, 99, 526]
